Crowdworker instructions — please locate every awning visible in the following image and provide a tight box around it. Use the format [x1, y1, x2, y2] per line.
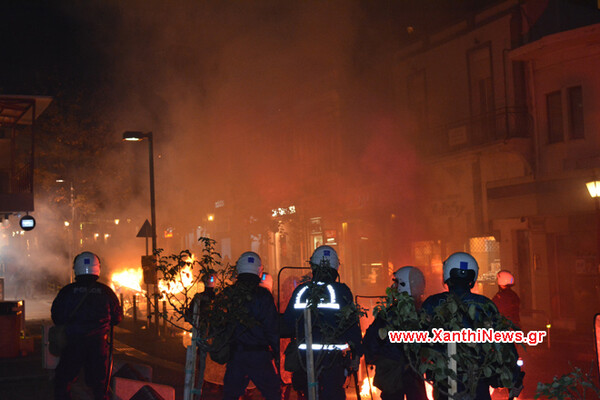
[0, 95, 52, 126]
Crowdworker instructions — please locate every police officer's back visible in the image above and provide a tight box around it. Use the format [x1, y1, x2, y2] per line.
[421, 252, 523, 400]
[364, 266, 427, 400]
[222, 252, 281, 400]
[51, 252, 123, 400]
[282, 245, 362, 400]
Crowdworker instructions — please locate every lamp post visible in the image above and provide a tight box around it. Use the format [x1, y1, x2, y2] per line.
[586, 180, 600, 272]
[123, 132, 157, 255]
[56, 179, 75, 282]
[123, 131, 159, 335]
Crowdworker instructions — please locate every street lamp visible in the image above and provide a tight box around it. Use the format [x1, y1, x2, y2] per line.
[587, 180, 600, 273]
[122, 131, 157, 257]
[123, 131, 159, 335]
[56, 178, 75, 282]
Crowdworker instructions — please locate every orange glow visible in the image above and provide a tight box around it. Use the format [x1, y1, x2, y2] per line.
[425, 379, 434, 400]
[587, 181, 600, 198]
[158, 263, 195, 294]
[360, 377, 381, 399]
[111, 268, 144, 292]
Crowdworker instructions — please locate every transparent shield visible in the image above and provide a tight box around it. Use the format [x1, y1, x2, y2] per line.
[276, 266, 311, 312]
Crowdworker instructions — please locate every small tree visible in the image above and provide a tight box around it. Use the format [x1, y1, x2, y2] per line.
[373, 290, 522, 400]
[154, 237, 229, 332]
[149, 237, 269, 399]
[148, 237, 235, 399]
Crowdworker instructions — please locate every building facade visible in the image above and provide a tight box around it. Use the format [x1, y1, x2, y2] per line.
[392, 0, 600, 331]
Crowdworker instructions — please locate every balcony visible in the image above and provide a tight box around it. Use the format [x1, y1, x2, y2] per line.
[0, 95, 51, 214]
[421, 107, 532, 156]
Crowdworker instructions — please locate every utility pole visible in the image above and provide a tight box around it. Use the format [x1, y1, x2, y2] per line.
[304, 308, 318, 400]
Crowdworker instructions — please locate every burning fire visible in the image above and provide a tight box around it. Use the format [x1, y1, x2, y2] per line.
[112, 255, 197, 296]
[111, 268, 144, 292]
[158, 264, 195, 295]
[359, 374, 434, 400]
[425, 379, 434, 400]
[360, 377, 381, 399]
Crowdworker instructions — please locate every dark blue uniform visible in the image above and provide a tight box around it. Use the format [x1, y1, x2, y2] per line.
[422, 289, 499, 328]
[363, 315, 427, 400]
[51, 275, 123, 400]
[422, 287, 520, 400]
[283, 270, 362, 400]
[223, 273, 281, 400]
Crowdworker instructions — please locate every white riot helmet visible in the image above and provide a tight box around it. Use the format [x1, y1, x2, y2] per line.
[442, 252, 479, 286]
[310, 245, 339, 270]
[236, 251, 263, 276]
[497, 270, 515, 287]
[73, 251, 101, 277]
[393, 266, 426, 297]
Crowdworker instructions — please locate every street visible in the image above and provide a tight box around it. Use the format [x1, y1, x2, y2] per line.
[0, 296, 597, 400]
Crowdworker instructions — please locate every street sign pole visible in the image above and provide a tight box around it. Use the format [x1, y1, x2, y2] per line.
[138, 220, 157, 332]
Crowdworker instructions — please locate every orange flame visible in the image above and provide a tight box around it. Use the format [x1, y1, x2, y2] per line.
[111, 268, 143, 292]
[359, 374, 434, 400]
[425, 379, 434, 400]
[158, 264, 195, 295]
[360, 377, 381, 399]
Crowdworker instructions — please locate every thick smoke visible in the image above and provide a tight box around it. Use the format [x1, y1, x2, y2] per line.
[14, 1, 429, 297]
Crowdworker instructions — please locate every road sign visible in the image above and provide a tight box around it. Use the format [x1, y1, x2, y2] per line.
[137, 220, 153, 238]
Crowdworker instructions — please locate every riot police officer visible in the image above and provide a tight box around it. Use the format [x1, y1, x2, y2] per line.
[51, 252, 123, 400]
[283, 245, 362, 400]
[421, 252, 523, 400]
[222, 251, 281, 400]
[363, 266, 428, 400]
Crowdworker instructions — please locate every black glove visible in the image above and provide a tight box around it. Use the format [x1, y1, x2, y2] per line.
[509, 384, 523, 399]
[509, 371, 525, 399]
[348, 355, 360, 372]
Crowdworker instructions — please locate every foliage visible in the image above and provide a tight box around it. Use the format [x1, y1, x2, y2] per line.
[536, 365, 600, 400]
[374, 289, 522, 400]
[208, 269, 262, 334]
[373, 287, 422, 332]
[152, 236, 262, 350]
[154, 237, 221, 331]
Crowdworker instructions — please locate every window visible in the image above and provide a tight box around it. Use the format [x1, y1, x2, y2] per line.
[469, 236, 500, 279]
[546, 86, 585, 143]
[546, 91, 563, 144]
[568, 86, 584, 140]
[468, 44, 495, 142]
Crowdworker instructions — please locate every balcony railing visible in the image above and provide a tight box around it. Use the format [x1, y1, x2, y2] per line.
[12, 164, 32, 193]
[420, 107, 532, 156]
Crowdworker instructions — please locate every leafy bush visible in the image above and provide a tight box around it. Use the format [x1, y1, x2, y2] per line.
[373, 289, 522, 399]
[536, 365, 600, 400]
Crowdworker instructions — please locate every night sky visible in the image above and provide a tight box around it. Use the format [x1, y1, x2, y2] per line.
[1, 0, 508, 97]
